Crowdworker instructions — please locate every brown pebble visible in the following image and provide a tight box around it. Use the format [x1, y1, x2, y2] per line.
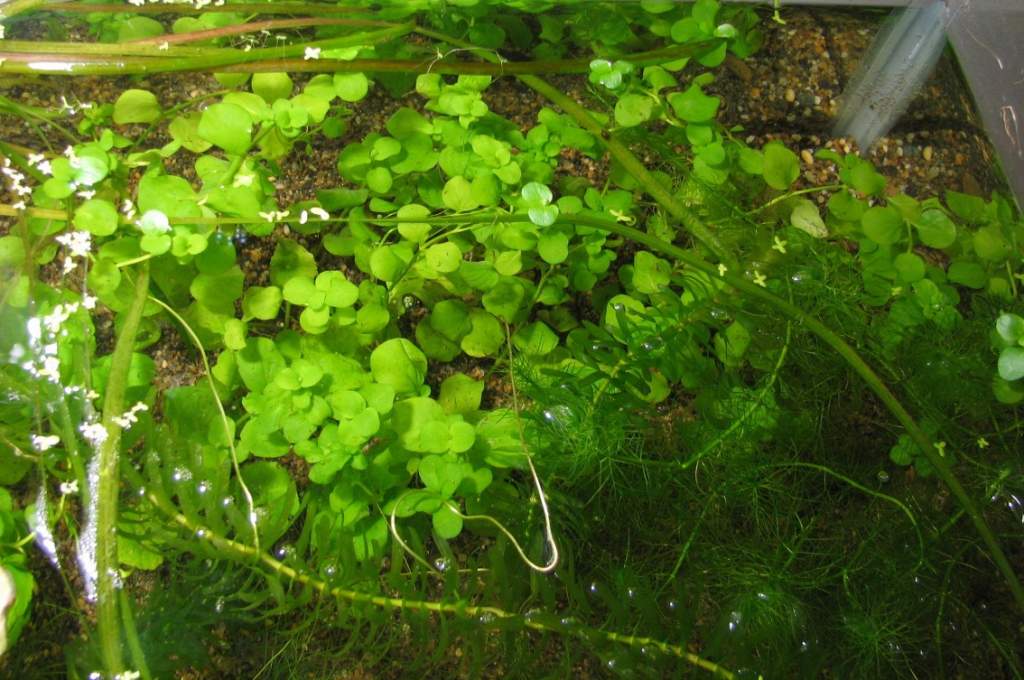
[801, 149, 815, 166]
[923, 146, 933, 162]
[954, 153, 965, 166]
[749, 87, 761, 99]
[784, 88, 796, 103]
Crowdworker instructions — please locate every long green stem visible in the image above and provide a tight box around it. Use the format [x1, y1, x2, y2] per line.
[95, 263, 150, 677]
[118, 463, 733, 679]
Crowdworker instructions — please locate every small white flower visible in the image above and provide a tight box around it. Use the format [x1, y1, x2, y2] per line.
[304, 47, 321, 60]
[82, 295, 98, 310]
[299, 210, 309, 225]
[76, 189, 96, 200]
[80, 422, 108, 447]
[12, 200, 26, 211]
[31, 434, 61, 452]
[233, 173, 254, 188]
[55, 230, 92, 258]
[116, 671, 142, 680]
[60, 479, 79, 495]
[0, 25, 6, 41]
[309, 207, 330, 221]
[158, 41, 170, 51]
[717, 263, 728, 277]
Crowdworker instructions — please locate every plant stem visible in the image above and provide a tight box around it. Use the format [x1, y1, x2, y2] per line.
[40, 2, 367, 15]
[95, 262, 150, 677]
[127, 17, 400, 46]
[119, 463, 734, 679]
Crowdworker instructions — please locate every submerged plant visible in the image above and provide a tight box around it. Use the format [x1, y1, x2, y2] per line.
[0, 1, 1022, 678]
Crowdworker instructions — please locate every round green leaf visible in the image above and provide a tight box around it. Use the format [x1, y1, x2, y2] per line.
[998, 347, 1024, 382]
[521, 182, 552, 207]
[334, 72, 369, 102]
[198, 102, 253, 155]
[790, 199, 828, 238]
[425, 243, 462, 273]
[242, 286, 282, 321]
[370, 338, 428, 394]
[894, 252, 925, 283]
[667, 84, 719, 123]
[73, 199, 118, 236]
[861, 205, 903, 245]
[251, 72, 293, 103]
[432, 504, 463, 539]
[113, 89, 161, 125]
[442, 176, 478, 211]
[946, 261, 987, 289]
[366, 166, 393, 194]
[460, 310, 503, 357]
[614, 93, 655, 128]
[762, 142, 800, 190]
[913, 209, 957, 249]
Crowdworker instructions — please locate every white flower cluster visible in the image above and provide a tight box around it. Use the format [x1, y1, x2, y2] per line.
[59, 479, 79, 495]
[111, 401, 148, 429]
[304, 47, 321, 60]
[87, 671, 141, 680]
[299, 207, 330, 225]
[18, 317, 61, 383]
[54, 230, 93, 274]
[31, 434, 60, 452]
[258, 209, 290, 223]
[79, 421, 108, 448]
[1, 157, 34, 212]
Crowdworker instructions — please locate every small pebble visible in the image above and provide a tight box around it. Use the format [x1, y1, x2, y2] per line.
[801, 149, 815, 166]
[923, 146, 934, 162]
[784, 88, 796, 103]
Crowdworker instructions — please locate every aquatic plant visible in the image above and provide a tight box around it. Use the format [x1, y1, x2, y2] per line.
[0, 1, 1022, 678]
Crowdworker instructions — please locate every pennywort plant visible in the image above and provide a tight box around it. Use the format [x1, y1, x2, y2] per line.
[1, 0, 1023, 678]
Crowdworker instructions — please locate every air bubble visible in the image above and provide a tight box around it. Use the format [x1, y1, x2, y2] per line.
[560, 616, 576, 627]
[588, 581, 599, 595]
[728, 610, 742, 632]
[197, 481, 209, 495]
[666, 599, 678, 611]
[479, 612, 495, 624]
[221, 496, 234, 507]
[612, 303, 625, 312]
[606, 659, 617, 670]
[171, 467, 191, 483]
[434, 557, 449, 572]
[877, 470, 890, 483]
[195, 528, 207, 539]
[626, 587, 636, 599]
[215, 596, 225, 613]
[276, 544, 292, 559]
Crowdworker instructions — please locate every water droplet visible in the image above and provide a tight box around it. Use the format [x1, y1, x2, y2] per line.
[197, 481, 209, 495]
[728, 610, 742, 632]
[756, 591, 768, 601]
[171, 467, 192, 483]
[221, 496, 234, 507]
[800, 640, 810, 652]
[324, 562, 337, 577]
[195, 528, 207, 539]
[640, 646, 649, 655]
[214, 596, 225, 613]
[877, 470, 890, 483]
[434, 557, 449, 572]
[626, 587, 636, 599]
[666, 599, 678, 611]
[606, 659, 617, 670]
[589, 581, 599, 595]
[137, 486, 146, 497]
[276, 544, 292, 559]
[612, 303, 625, 312]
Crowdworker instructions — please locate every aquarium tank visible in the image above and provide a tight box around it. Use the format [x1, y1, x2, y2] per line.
[1, 0, 1023, 678]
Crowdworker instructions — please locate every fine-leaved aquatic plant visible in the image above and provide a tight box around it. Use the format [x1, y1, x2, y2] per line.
[1, 1, 1024, 678]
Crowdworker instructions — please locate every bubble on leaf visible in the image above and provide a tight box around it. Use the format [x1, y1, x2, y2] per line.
[197, 481, 209, 495]
[434, 557, 449, 572]
[171, 467, 191, 483]
[588, 581, 599, 595]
